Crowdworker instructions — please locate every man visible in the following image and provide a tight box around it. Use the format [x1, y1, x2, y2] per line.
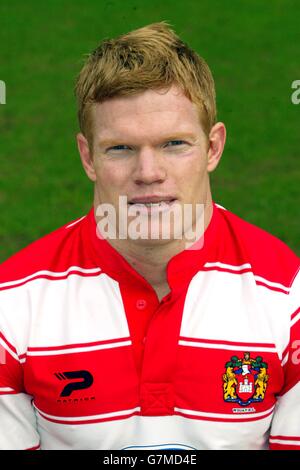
[0, 22, 299, 450]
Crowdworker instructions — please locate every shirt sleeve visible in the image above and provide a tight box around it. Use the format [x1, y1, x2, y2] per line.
[269, 268, 300, 450]
[0, 329, 40, 450]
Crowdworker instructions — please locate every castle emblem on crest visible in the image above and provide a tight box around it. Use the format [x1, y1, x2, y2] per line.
[222, 352, 269, 406]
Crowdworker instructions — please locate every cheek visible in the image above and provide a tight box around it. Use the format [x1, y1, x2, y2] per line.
[174, 156, 208, 202]
[95, 162, 128, 193]
[176, 154, 207, 184]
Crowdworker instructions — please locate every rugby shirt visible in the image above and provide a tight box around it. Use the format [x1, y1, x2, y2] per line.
[0, 203, 299, 450]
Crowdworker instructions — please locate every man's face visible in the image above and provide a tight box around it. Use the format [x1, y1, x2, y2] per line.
[78, 84, 225, 246]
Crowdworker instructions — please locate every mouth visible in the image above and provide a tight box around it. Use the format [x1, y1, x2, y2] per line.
[128, 196, 177, 213]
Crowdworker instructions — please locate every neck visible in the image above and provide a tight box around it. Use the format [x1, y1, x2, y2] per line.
[112, 237, 187, 292]
[94, 197, 214, 301]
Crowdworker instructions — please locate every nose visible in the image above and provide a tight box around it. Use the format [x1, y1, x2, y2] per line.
[132, 148, 167, 185]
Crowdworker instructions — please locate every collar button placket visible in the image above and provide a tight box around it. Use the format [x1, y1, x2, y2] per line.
[140, 297, 182, 416]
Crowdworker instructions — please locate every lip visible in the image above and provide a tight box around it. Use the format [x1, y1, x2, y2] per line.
[127, 198, 178, 215]
[128, 195, 177, 204]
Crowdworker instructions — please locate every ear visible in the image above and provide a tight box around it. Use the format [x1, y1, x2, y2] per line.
[207, 122, 226, 173]
[76, 133, 97, 182]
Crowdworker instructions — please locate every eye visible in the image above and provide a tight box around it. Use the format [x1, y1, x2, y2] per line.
[165, 140, 186, 147]
[107, 145, 131, 151]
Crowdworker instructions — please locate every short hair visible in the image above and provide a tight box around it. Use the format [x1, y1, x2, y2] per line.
[75, 22, 217, 147]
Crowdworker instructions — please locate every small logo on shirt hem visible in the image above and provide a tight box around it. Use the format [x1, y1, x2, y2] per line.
[57, 396, 96, 404]
[232, 407, 256, 414]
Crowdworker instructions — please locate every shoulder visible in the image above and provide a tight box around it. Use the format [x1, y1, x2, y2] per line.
[0, 212, 93, 286]
[215, 204, 300, 289]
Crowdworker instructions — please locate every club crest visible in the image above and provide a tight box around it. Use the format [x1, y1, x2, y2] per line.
[222, 352, 269, 406]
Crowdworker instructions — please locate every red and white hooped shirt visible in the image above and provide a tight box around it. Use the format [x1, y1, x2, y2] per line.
[0, 203, 299, 450]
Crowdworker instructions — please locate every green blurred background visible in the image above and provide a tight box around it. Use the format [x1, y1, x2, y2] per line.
[0, 0, 299, 262]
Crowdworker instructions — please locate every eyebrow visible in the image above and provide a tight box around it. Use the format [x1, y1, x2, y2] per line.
[98, 132, 198, 149]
